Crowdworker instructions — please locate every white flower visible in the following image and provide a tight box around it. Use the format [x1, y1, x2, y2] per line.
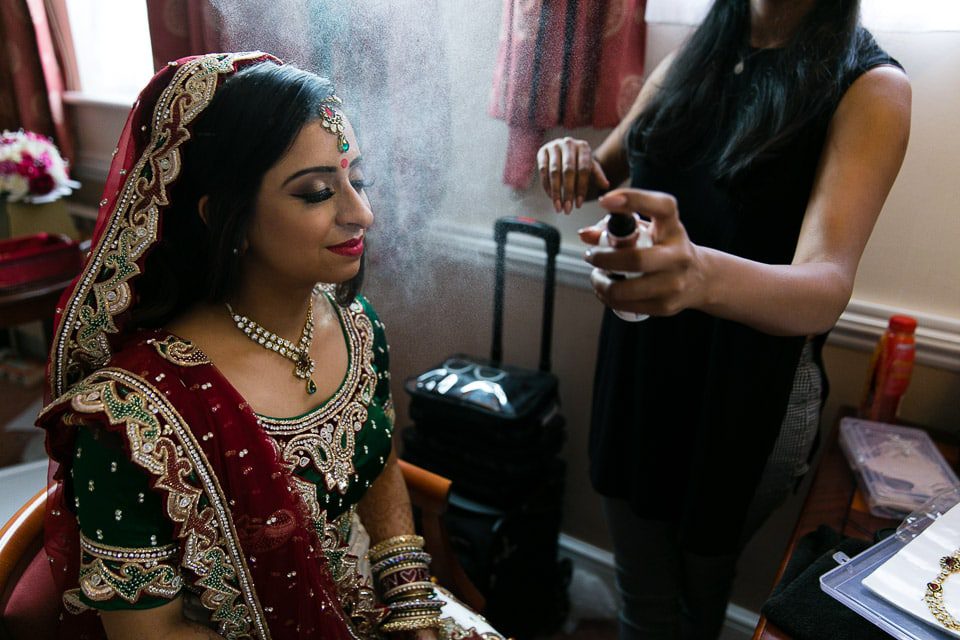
[0, 173, 28, 201]
[0, 129, 80, 203]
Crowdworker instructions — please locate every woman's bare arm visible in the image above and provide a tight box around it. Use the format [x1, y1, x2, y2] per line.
[584, 65, 911, 335]
[100, 598, 225, 640]
[356, 448, 416, 543]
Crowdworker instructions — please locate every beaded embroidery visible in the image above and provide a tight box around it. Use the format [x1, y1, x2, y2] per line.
[75, 533, 183, 604]
[313, 509, 386, 636]
[257, 296, 377, 494]
[42, 370, 269, 640]
[152, 335, 211, 367]
[48, 53, 266, 398]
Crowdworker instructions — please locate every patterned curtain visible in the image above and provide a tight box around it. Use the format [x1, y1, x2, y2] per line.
[0, 0, 76, 163]
[489, 0, 647, 190]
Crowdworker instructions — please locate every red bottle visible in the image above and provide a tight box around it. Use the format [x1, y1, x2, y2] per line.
[860, 315, 917, 423]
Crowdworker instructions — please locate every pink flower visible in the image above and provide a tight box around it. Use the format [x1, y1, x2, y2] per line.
[17, 155, 39, 178]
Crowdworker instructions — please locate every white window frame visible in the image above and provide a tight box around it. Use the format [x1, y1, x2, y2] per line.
[646, 0, 960, 31]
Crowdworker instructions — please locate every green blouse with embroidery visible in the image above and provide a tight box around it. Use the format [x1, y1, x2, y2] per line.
[68, 294, 395, 611]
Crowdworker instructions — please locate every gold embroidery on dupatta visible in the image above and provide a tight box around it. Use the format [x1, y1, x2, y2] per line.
[257, 297, 377, 495]
[75, 534, 183, 604]
[313, 509, 386, 639]
[152, 335, 211, 367]
[49, 53, 264, 398]
[42, 369, 271, 640]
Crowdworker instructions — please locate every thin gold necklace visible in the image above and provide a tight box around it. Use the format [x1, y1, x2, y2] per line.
[226, 297, 318, 395]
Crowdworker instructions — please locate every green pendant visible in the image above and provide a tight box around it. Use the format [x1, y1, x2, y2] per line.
[307, 378, 317, 395]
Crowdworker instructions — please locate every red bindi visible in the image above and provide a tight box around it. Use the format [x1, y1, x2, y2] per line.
[340, 158, 348, 169]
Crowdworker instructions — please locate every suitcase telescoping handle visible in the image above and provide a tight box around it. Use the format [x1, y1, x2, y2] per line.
[491, 216, 561, 373]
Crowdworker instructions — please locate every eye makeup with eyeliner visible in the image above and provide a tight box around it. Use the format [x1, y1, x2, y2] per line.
[291, 175, 372, 205]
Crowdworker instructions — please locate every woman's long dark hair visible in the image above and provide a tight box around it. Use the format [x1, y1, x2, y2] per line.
[628, 0, 863, 179]
[134, 63, 364, 328]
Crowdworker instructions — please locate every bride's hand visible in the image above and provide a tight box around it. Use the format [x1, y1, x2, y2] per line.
[580, 188, 709, 317]
[391, 628, 440, 640]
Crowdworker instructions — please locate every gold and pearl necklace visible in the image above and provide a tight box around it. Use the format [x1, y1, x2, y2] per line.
[226, 296, 318, 395]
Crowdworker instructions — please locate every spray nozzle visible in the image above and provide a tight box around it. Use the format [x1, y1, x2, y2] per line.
[606, 212, 637, 238]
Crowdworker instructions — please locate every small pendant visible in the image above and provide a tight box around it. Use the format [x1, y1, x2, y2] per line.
[306, 378, 317, 395]
[733, 59, 745, 75]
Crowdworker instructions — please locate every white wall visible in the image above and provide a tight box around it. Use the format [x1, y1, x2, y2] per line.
[438, 5, 960, 323]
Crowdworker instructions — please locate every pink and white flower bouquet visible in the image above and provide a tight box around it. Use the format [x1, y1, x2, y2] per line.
[0, 129, 80, 203]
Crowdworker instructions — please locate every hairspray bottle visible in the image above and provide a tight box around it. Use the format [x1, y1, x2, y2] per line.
[600, 212, 653, 322]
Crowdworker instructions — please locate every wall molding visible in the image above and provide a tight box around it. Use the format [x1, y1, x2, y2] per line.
[432, 222, 960, 371]
[558, 533, 757, 640]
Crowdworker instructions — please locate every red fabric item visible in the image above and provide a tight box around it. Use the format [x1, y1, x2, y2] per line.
[2, 549, 60, 639]
[37, 53, 357, 640]
[0, 233, 82, 289]
[488, 0, 647, 189]
[1, 548, 59, 640]
[0, 0, 74, 162]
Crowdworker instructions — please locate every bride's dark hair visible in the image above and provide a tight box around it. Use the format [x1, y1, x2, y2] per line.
[628, 0, 864, 179]
[134, 62, 364, 328]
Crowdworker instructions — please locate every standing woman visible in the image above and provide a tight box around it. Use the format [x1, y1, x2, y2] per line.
[37, 53, 499, 640]
[538, 1, 910, 638]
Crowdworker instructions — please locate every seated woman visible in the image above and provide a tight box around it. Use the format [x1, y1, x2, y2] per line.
[37, 53, 500, 640]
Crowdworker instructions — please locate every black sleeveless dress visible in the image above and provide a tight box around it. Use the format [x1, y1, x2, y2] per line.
[589, 29, 902, 555]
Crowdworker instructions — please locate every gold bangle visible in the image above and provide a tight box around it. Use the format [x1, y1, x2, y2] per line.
[383, 581, 436, 602]
[371, 551, 433, 576]
[380, 617, 441, 633]
[369, 535, 424, 561]
[377, 561, 430, 579]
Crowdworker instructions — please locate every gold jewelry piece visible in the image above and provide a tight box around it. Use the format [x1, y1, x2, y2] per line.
[369, 535, 425, 561]
[371, 550, 432, 575]
[926, 553, 960, 630]
[320, 96, 350, 154]
[382, 581, 435, 601]
[227, 297, 317, 394]
[379, 616, 442, 633]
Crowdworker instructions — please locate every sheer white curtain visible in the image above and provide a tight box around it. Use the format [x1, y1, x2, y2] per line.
[65, 0, 153, 102]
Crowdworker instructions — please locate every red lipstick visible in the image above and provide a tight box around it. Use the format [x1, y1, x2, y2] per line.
[327, 236, 364, 257]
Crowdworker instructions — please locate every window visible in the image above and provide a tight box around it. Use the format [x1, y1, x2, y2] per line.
[646, 0, 960, 31]
[65, 0, 154, 103]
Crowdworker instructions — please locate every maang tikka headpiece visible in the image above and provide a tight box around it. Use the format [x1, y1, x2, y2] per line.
[320, 95, 349, 153]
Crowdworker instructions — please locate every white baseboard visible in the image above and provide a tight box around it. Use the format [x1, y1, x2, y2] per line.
[433, 223, 960, 372]
[558, 533, 758, 639]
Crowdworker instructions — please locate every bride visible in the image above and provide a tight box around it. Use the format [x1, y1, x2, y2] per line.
[38, 52, 499, 640]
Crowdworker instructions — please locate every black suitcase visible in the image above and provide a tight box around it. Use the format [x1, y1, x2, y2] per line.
[404, 216, 562, 437]
[443, 478, 571, 639]
[402, 428, 563, 509]
[401, 217, 569, 638]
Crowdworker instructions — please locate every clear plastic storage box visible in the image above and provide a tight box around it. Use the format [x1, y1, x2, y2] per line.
[838, 417, 960, 519]
[821, 489, 960, 639]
